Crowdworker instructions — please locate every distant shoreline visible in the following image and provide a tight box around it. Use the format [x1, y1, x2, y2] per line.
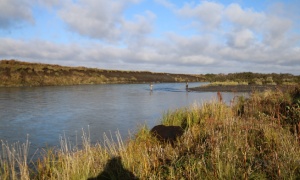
[1, 60, 299, 88]
[0, 60, 204, 87]
[189, 84, 293, 92]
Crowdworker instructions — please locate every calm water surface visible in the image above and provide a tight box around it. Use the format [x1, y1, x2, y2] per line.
[0, 83, 244, 155]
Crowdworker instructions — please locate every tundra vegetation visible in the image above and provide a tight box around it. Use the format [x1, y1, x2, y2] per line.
[1, 60, 299, 87]
[1, 86, 300, 179]
[0, 60, 203, 87]
[204, 72, 300, 86]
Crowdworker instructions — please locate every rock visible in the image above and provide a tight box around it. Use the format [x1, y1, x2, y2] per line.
[150, 125, 184, 144]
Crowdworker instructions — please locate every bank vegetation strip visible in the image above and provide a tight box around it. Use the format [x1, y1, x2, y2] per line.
[0, 60, 203, 87]
[190, 84, 293, 92]
[1, 59, 299, 87]
[1, 86, 300, 179]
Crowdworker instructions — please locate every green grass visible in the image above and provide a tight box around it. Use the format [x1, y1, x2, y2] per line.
[1, 86, 300, 179]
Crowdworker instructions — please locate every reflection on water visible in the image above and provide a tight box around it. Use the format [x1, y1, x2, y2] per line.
[0, 83, 246, 153]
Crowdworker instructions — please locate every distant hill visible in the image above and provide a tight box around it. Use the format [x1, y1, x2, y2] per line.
[0, 60, 204, 87]
[1, 60, 298, 87]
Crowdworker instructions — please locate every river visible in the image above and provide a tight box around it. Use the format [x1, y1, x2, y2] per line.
[0, 83, 244, 156]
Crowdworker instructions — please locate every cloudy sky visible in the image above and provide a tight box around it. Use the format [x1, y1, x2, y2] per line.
[0, 0, 299, 74]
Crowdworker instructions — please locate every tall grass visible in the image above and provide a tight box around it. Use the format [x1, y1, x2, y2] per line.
[1, 86, 300, 179]
[0, 137, 30, 180]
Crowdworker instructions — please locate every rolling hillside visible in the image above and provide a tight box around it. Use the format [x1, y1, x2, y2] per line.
[0, 60, 204, 87]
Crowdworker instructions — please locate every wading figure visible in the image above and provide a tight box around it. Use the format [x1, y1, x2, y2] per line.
[150, 125, 184, 145]
[150, 82, 153, 91]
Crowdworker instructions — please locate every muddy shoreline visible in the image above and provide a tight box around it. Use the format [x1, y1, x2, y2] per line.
[189, 85, 291, 92]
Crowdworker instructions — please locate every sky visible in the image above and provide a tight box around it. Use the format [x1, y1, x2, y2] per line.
[0, 0, 300, 75]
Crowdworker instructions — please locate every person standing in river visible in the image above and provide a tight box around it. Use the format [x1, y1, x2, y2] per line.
[186, 82, 188, 90]
[150, 82, 153, 91]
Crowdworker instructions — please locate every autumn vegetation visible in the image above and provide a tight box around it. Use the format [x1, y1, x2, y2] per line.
[1, 59, 300, 179]
[0, 60, 203, 87]
[1, 59, 299, 87]
[1, 85, 300, 179]
[204, 72, 300, 86]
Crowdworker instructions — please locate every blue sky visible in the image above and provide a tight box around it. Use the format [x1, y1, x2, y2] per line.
[0, 0, 299, 74]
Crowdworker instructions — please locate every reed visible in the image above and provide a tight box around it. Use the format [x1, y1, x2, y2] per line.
[1, 86, 300, 179]
[0, 136, 30, 180]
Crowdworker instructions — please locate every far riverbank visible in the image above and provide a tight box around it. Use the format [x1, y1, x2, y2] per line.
[189, 84, 295, 92]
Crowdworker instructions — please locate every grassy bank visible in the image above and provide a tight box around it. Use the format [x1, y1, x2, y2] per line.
[190, 84, 292, 92]
[0, 60, 203, 87]
[190, 80, 298, 92]
[1, 86, 300, 179]
[205, 81, 249, 86]
[204, 72, 300, 85]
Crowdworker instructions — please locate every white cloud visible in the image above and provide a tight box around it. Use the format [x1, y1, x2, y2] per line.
[262, 15, 292, 48]
[225, 4, 292, 48]
[59, 0, 124, 41]
[154, 0, 176, 10]
[225, 4, 265, 30]
[59, 0, 153, 42]
[1, 35, 299, 74]
[0, 0, 34, 29]
[226, 29, 255, 48]
[177, 1, 224, 30]
[0, 38, 79, 61]
[166, 33, 210, 54]
[36, 0, 61, 7]
[180, 55, 215, 65]
[122, 11, 156, 41]
[173, 1, 299, 67]
[0, 0, 299, 75]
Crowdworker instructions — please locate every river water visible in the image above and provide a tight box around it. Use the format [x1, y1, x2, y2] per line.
[0, 83, 244, 156]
